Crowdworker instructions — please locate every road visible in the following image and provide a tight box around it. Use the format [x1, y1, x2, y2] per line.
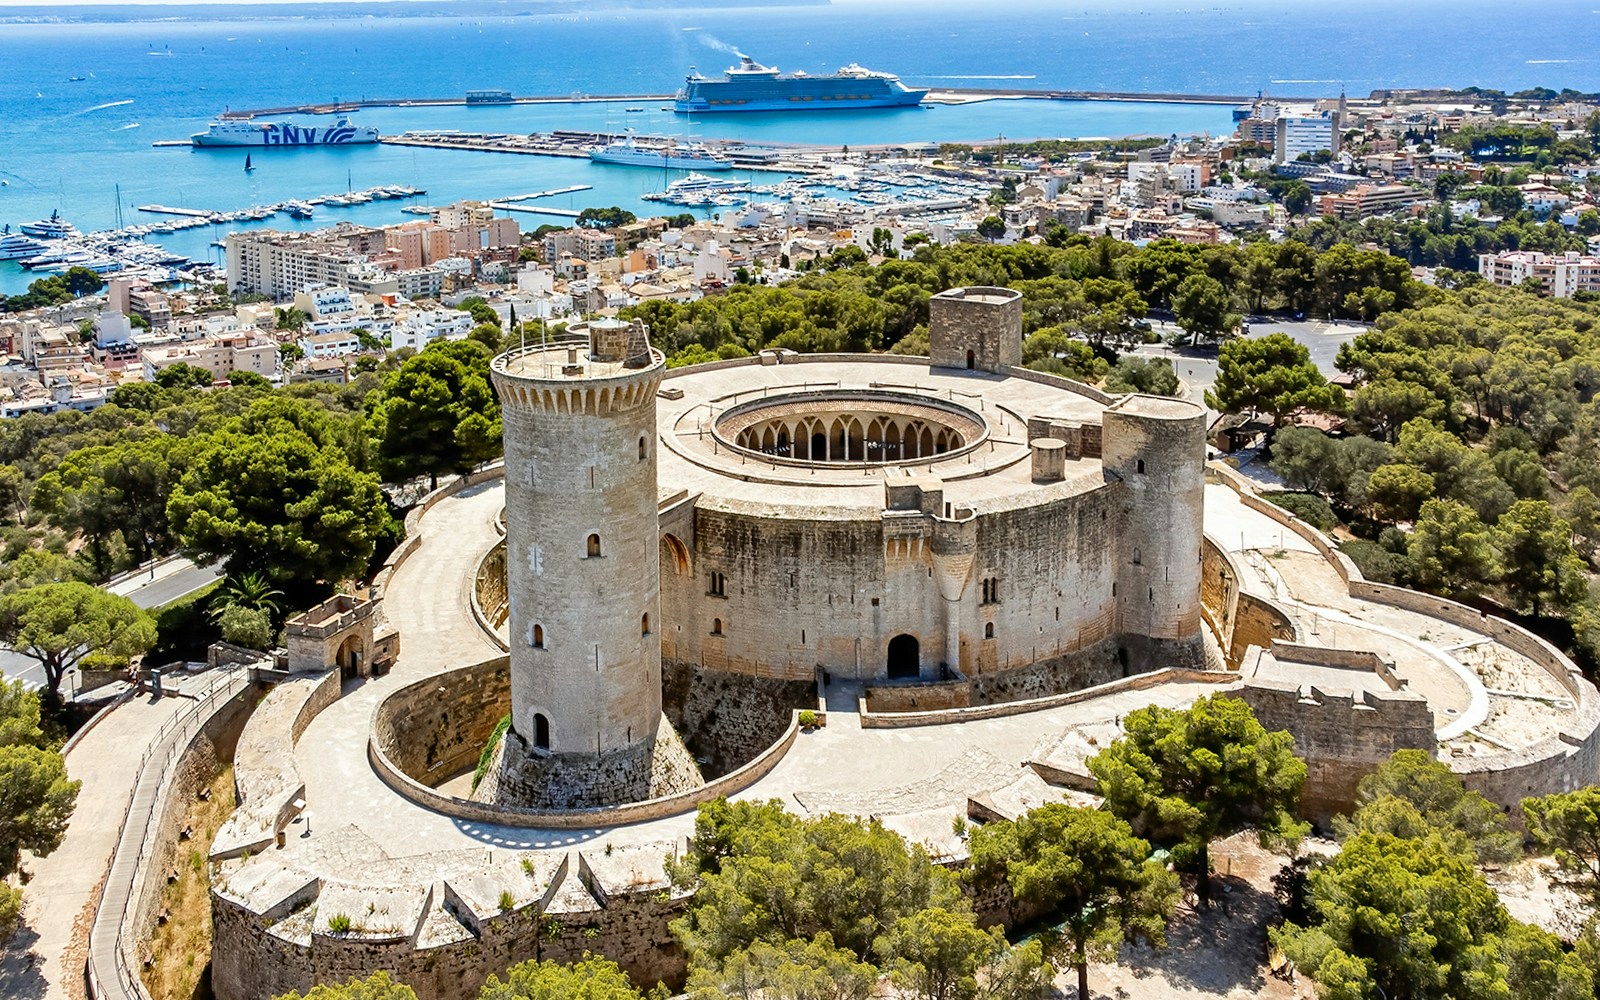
[0, 557, 223, 696]
[1129, 316, 1366, 419]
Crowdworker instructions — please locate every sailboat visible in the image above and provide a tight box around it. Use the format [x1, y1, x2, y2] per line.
[244, 154, 255, 173]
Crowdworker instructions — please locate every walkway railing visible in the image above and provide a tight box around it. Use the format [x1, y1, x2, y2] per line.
[85, 664, 254, 1000]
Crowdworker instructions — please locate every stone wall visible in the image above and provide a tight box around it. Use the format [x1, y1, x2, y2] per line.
[473, 540, 509, 649]
[1233, 676, 1437, 824]
[865, 679, 972, 713]
[366, 658, 801, 829]
[660, 662, 814, 777]
[210, 850, 692, 1000]
[671, 485, 1133, 684]
[1200, 536, 1241, 656]
[1232, 594, 1298, 662]
[482, 716, 703, 810]
[128, 684, 256, 970]
[369, 656, 510, 787]
[860, 667, 1235, 729]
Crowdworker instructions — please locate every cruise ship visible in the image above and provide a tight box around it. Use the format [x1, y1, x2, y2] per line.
[587, 134, 732, 171]
[191, 116, 380, 147]
[675, 55, 928, 113]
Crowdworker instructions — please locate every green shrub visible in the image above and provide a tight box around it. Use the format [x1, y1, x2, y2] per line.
[217, 605, 273, 651]
[327, 912, 352, 933]
[471, 714, 512, 792]
[0, 884, 21, 943]
[498, 889, 514, 912]
[797, 709, 818, 728]
[1341, 539, 1405, 584]
[1265, 492, 1337, 532]
[148, 580, 223, 664]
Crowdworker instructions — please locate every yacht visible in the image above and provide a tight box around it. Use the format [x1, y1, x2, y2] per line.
[0, 230, 48, 261]
[19, 212, 77, 239]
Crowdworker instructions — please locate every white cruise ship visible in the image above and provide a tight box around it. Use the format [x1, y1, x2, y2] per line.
[587, 134, 732, 171]
[191, 116, 380, 147]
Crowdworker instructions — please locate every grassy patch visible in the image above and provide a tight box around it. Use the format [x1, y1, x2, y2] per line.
[471, 714, 512, 792]
[140, 763, 236, 1000]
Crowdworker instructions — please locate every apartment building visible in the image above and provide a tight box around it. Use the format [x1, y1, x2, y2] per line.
[1478, 250, 1600, 297]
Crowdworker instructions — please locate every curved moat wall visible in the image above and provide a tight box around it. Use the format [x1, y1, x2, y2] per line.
[367, 658, 803, 828]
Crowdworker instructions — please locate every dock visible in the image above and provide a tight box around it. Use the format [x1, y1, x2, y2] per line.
[136, 205, 214, 218]
[491, 206, 581, 217]
[491, 185, 594, 204]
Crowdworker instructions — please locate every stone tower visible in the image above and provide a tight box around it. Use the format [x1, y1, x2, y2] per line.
[485, 319, 702, 809]
[1101, 395, 1207, 670]
[928, 286, 1022, 373]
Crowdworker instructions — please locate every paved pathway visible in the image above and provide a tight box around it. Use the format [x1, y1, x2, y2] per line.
[270, 479, 1231, 879]
[0, 696, 186, 1000]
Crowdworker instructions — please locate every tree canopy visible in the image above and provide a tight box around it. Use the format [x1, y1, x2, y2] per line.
[970, 803, 1177, 1000]
[1088, 693, 1307, 906]
[1331, 750, 1520, 864]
[370, 340, 502, 488]
[0, 583, 155, 700]
[1207, 333, 1340, 426]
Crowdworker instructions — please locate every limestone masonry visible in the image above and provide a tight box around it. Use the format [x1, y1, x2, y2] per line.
[185, 285, 1599, 1000]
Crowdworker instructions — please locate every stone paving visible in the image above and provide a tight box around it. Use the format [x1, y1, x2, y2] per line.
[224, 466, 1585, 950]
[1206, 480, 1580, 755]
[0, 695, 187, 1000]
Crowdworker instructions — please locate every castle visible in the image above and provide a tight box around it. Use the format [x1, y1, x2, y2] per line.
[478, 285, 1208, 809]
[181, 285, 1597, 1000]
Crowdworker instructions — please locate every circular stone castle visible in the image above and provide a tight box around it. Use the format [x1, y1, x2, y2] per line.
[475, 286, 1208, 811]
[190, 284, 1600, 1000]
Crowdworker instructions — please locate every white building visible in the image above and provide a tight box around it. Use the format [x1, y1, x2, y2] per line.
[1478, 250, 1600, 297]
[1275, 113, 1338, 164]
[390, 308, 474, 353]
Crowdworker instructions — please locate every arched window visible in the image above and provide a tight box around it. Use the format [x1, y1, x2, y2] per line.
[638, 435, 648, 461]
[534, 713, 550, 750]
[711, 617, 724, 636]
[984, 622, 995, 639]
[531, 623, 545, 649]
[1136, 459, 1146, 474]
[641, 612, 651, 636]
[966, 349, 976, 370]
[587, 533, 602, 558]
[1133, 548, 1142, 565]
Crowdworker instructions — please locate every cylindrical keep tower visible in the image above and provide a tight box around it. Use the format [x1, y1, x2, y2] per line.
[487, 319, 702, 808]
[1101, 394, 1208, 671]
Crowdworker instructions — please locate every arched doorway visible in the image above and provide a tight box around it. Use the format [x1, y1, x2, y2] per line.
[966, 349, 975, 370]
[887, 634, 920, 680]
[336, 634, 365, 681]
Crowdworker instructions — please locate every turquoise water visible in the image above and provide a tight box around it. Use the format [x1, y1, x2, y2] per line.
[1, 0, 1596, 292]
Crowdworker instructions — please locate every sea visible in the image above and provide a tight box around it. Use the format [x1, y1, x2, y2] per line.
[2, 0, 1599, 294]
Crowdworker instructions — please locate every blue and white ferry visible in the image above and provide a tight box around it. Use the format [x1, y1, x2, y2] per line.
[191, 116, 380, 147]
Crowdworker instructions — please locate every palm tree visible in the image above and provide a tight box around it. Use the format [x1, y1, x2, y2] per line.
[208, 572, 285, 624]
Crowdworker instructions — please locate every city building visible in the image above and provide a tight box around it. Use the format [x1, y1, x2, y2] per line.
[1318, 183, 1417, 219]
[1478, 250, 1600, 297]
[1275, 112, 1338, 163]
[142, 331, 277, 382]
